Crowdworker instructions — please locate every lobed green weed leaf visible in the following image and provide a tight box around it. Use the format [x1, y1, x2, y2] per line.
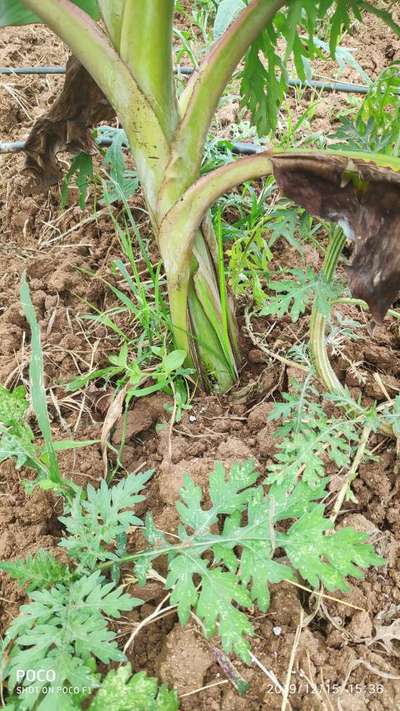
[59, 470, 154, 572]
[331, 63, 400, 156]
[283, 506, 384, 591]
[260, 267, 343, 322]
[267, 381, 360, 487]
[0, 384, 37, 470]
[0, 551, 71, 593]
[0, 384, 28, 424]
[89, 664, 179, 711]
[137, 460, 380, 661]
[3, 571, 141, 709]
[241, 1, 399, 135]
[381, 394, 400, 437]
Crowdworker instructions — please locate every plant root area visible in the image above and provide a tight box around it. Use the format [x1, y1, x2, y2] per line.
[1, 18, 400, 711]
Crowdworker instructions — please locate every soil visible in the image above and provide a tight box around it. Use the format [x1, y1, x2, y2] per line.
[1, 10, 400, 711]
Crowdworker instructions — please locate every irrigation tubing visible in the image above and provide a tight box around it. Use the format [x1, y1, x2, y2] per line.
[0, 64, 379, 155]
[0, 136, 261, 155]
[0, 63, 373, 92]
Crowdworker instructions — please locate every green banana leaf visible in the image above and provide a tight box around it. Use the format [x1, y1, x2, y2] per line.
[0, 0, 100, 27]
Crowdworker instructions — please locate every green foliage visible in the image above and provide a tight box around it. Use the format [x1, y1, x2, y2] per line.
[100, 128, 139, 204]
[0, 453, 383, 700]
[227, 230, 272, 306]
[0, 383, 27, 424]
[4, 664, 179, 711]
[61, 130, 139, 209]
[65, 172, 190, 409]
[381, 394, 400, 437]
[67, 341, 190, 402]
[213, 0, 245, 39]
[241, 30, 286, 137]
[312, 36, 371, 84]
[0, 385, 37, 470]
[267, 380, 361, 487]
[0, 380, 96, 497]
[0, 3, 396, 700]
[283, 505, 382, 590]
[0, 550, 70, 592]
[260, 267, 344, 321]
[20, 274, 64, 492]
[0, 278, 97, 496]
[0, 0, 100, 27]
[59, 470, 154, 573]
[89, 664, 179, 711]
[4, 571, 139, 709]
[136, 460, 382, 661]
[0, 380, 96, 496]
[1, 472, 154, 709]
[61, 152, 94, 210]
[331, 63, 400, 155]
[218, 178, 324, 308]
[240, 1, 400, 135]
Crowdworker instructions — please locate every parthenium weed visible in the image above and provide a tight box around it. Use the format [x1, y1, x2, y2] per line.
[1, 457, 383, 709]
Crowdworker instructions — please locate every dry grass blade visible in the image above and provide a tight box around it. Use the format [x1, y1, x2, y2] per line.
[180, 680, 229, 698]
[244, 309, 309, 373]
[331, 425, 371, 523]
[100, 383, 128, 477]
[281, 607, 304, 711]
[249, 651, 286, 696]
[123, 592, 173, 653]
[338, 657, 400, 703]
[284, 579, 366, 613]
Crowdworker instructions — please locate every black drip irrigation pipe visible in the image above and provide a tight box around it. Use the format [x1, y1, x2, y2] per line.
[0, 63, 372, 92]
[0, 64, 376, 155]
[0, 135, 261, 156]
[0, 65, 194, 76]
[0, 65, 66, 75]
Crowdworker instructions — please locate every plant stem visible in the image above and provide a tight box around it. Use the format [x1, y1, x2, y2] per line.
[120, 0, 178, 140]
[188, 281, 236, 390]
[98, 0, 125, 50]
[215, 212, 230, 356]
[309, 228, 393, 436]
[160, 0, 286, 205]
[334, 297, 400, 321]
[159, 152, 273, 359]
[310, 228, 347, 398]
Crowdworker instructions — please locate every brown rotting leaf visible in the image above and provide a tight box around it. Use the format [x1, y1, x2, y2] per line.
[272, 152, 400, 321]
[23, 56, 114, 192]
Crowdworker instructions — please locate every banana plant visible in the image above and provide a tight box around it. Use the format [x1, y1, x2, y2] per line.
[2, 0, 400, 394]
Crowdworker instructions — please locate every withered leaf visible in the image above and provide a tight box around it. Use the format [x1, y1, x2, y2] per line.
[370, 619, 400, 657]
[23, 56, 114, 192]
[272, 152, 400, 321]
